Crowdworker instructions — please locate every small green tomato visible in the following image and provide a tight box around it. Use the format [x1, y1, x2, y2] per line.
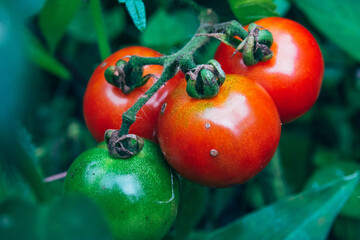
[64, 139, 180, 240]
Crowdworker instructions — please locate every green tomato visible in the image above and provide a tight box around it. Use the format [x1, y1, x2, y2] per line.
[64, 139, 180, 240]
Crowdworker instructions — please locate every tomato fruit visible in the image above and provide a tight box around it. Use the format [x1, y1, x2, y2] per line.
[83, 46, 182, 142]
[214, 17, 324, 123]
[157, 74, 281, 188]
[64, 139, 180, 240]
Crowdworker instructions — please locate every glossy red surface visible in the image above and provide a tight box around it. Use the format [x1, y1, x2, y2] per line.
[157, 75, 281, 188]
[214, 17, 324, 123]
[83, 46, 182, 142]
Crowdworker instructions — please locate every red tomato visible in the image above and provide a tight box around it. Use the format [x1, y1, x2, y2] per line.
[83, 46, 182, 142]
[157, 74, 281, 188]
[214, 17, 324, 123]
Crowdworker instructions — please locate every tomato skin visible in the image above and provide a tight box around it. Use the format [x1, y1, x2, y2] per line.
[214, 17, 324, 123]
[83, 46, 182, 142]
[64, 139, 180, 240]
[157, 74, 281, 188]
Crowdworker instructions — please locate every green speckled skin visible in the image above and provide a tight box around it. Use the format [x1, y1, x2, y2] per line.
[64, 139, 180, 240]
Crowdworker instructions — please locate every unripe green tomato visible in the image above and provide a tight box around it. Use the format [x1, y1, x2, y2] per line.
[64, 139, 180, 240]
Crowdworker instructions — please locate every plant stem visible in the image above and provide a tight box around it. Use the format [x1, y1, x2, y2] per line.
[114, 11, 270, 141]
[259, 148, 288, 204]
[90, 0, 111, 60]
[44, 171, 67, 182]
[118, 11, 220, 137]
[119, 64, 177, 136]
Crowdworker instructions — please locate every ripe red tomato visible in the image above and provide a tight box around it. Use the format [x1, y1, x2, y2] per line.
[214, 17, 324, 123]
[157, 74, 281, 188]
[83, 46, 182, 142]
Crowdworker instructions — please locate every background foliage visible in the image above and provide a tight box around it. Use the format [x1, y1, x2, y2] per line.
[0, 0, 359, 239]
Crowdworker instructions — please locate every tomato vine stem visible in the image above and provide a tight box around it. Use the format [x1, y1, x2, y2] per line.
[106, 8, 274, 158]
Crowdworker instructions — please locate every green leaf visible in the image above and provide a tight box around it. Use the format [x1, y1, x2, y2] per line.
[305, 161, 360, 219]
[166, 179, 208, 240]
[0, 198, 38, 239]
[39, 0, 83, 52]
[210, 188, 236, 220]
[140, 8, 198, 51]
[258, 149, 288, 204]
[24, 30, 71, 80]
[68, 6, 125, 43]
[15, 122, 38, 167]
[119, 0, 146, 32]
[274, 0, 290, 16]
[227, 0, 278, 25]
[0, 196, 113, 240]
[332, 216, 360, 240]
[293, 0, 360, 62]
[0, 162, 35, 203]
[279, 130, 313, 192]
[186, 173, 359, 240]
[2, 0, 46, 19]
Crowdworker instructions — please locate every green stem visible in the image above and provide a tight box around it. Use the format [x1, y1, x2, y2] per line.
[126, 56, 167, 69]
[112, 11, 273, 142]
[119, 64, 177, 136]
[90, 0, 111, 60]
[259, 148, 288, 204]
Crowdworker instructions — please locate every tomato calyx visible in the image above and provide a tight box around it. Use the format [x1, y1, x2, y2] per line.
[235, 23, 273, 66]
[105, 130, 144, 159]
[104, 58, 156, 94]
[185, 59, 225, 99]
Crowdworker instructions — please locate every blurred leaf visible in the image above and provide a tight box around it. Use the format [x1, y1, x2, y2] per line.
[274, 0, 290, 16]
[244, 181, 266, 209]
[166, 179, 208, 240]
[119, 0, 146, 32]
[2, 0, 45, 19]
[321, 106, 353, 155]
[45, 177, 65, 197]
[227, 0, 278, 25]
[0, 6, 26, 135]
[68, 6, 125, 43]
[293, 0, 360, 62]
[0, 196, 113, 240]
[313, 148, 339, 167]
[39, 0, 83, 52]
[279, 130, 313, 192]
[258, 149, 288, 204]
[211, 188, 235, 220]
[140, 8, 198, 51]
[305, 161, 360, 219]
[0, 163, 35, 203]
[44, 196, 113, 239]
[24, 30, 71, 80]
[0, 198, 37, 239]
[186, 173, 359, 240]
[333, 216, 360, 240]
[15, 122, 38, 167]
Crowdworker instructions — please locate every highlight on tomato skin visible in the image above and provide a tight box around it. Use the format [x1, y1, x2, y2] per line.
[157, 74, 281, 188]
[214, 17, 324, 123]
[83, 46, 183, 143]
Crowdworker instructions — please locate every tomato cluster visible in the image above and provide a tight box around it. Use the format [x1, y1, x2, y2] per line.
[65, 17, 323, 239]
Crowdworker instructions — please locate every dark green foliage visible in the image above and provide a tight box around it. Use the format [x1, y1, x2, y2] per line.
[0, 196, 113, 240]
[227, 0, 278, 25]
[1, 0, 360, 239]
